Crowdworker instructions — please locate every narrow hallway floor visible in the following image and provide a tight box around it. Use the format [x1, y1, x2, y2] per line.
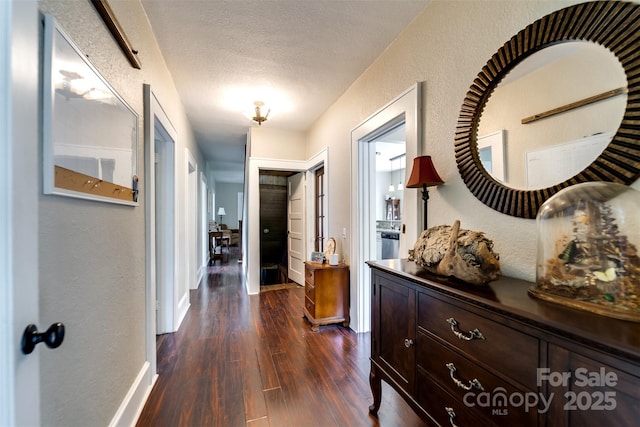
[136, 249, 427, 426]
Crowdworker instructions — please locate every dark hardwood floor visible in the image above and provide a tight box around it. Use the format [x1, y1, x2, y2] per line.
[136, 249, 427, 427]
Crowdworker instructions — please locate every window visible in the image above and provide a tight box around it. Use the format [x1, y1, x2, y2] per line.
[314, 166, 325, 252]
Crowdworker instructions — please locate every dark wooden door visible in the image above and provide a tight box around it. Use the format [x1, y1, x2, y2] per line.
[372, 272, 416, 394]
[259, 181, 287, 281]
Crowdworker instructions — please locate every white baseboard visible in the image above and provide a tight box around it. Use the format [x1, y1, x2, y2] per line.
[197, 264, 207, 288]
[108, 361, 158, 427]
[175, 292, 190, 331]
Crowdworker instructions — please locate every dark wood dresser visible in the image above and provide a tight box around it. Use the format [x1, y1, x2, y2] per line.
[367, 259, 640, 426]
[303, 262, 349, 331]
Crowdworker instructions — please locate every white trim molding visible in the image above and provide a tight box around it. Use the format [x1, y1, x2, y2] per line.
[350, 83, 422, 333]
[246, 157, 308, 294]
[108, 362, 157, 427]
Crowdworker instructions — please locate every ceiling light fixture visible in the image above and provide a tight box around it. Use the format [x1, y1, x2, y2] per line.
[250, 101, 270, 125]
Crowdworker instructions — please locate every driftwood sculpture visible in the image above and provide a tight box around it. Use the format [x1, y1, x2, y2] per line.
[408, 220, 501, 285]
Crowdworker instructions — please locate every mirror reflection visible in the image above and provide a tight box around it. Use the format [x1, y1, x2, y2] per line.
[477, 42, 627, 190]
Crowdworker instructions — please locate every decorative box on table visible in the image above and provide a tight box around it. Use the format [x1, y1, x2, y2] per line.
[531, 182, 640, 321]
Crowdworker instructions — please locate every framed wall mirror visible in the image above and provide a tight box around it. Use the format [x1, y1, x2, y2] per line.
[43, 14, 139, 206]
[455, 1, 640, 219]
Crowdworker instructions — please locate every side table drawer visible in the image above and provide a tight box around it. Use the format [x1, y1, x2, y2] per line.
[304, 296, 315, 318]
[305, 266, 315, 286]
[418, 291, 539, 389]
[305, 281, 316, 303]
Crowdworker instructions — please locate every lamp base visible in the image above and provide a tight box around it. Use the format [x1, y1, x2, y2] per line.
[421, 185, 430, 231]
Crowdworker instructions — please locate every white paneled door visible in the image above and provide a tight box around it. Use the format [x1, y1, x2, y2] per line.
[3, 1, 41, 425]
[287, 173, 305, 285]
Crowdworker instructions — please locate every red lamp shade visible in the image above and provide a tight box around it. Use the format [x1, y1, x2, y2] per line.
[406, 156, 444, 188]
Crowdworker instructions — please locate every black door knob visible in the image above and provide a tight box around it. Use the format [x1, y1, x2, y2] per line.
[21, 322, 65, 354]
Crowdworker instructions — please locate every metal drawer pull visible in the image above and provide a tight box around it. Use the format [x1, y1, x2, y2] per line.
[446, 363, 484, 391]
[404, 338, 414, 348]
[445, 407, 458, 427]
[446, 317, 485, 341]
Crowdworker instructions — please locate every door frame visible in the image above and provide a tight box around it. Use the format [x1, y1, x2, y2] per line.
[350, 83, 422, 333]
[152, 94, 179, 334]
[143, 85, 181, 385]
[199, 172, 208, 282]
[2, 1, 40, 424]
[185, 148, 198, 289]
[245, 148, 328, 295]
[143, 84, 159, 384]
[246, 158, 307, 294]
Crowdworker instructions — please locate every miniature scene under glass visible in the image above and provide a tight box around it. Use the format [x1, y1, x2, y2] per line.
[532, 181, 640, 321]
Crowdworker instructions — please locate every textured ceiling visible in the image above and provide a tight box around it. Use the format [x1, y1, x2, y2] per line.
[141, 0, 429, 183]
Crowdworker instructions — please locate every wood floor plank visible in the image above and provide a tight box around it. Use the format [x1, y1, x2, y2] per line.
[136, 248, 427, 427]
[262, 387, 291, 426]
[246, 416, 270, 427]
[271, 351, 339, 427]
[240, 338, 269, 421]
[254, 343, 280, 391]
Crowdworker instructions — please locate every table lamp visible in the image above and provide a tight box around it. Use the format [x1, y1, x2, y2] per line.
[217, 207, 226, 225]
[406, 156, 444, 230]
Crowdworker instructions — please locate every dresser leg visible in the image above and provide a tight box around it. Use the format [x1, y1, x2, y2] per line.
[368, 363, 381, 415]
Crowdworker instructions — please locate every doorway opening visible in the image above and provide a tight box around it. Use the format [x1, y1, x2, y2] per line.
[257, 169, 311, 288]
[246, 151, 327, 295]
[144, 85, 189, 341]
[186, 149, 197, 290]
[259, 170, 293, 286]
[372, 124, 406, 260]
[350, 83, 421, 333]
[154, 116, 176, 334]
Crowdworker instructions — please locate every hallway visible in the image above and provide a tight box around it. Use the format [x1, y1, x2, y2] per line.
[136, 249, 427, 426]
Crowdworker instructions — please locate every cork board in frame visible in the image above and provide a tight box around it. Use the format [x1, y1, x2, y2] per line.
[42, 14, 139, 206]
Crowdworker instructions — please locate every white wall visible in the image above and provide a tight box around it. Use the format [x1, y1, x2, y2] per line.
[306, 0, 613, 282]
[37, 1, 204, 425]
[215, 182, 244, 229]
[245, 127, 311, 294]
[250, 126, 307, 160]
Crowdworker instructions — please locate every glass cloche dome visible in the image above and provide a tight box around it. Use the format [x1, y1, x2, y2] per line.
[531, 182, 640, 321]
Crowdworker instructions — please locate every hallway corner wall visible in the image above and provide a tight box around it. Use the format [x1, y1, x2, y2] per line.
[36, 1, 204, 425]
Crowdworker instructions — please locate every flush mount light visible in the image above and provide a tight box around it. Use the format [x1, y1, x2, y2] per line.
[247, 101, 270, 125]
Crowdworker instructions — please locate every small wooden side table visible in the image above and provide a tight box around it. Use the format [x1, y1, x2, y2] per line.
[209, 231, 229, 263]
[303, 262, 349, 331]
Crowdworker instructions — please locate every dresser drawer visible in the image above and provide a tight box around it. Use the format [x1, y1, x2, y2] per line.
[418, 291, 539, 389]
[304, 296, 315, 317]
[305, 281, 316, 303]
[416, 371, 493, 427]
[417, 332, 539, 426]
